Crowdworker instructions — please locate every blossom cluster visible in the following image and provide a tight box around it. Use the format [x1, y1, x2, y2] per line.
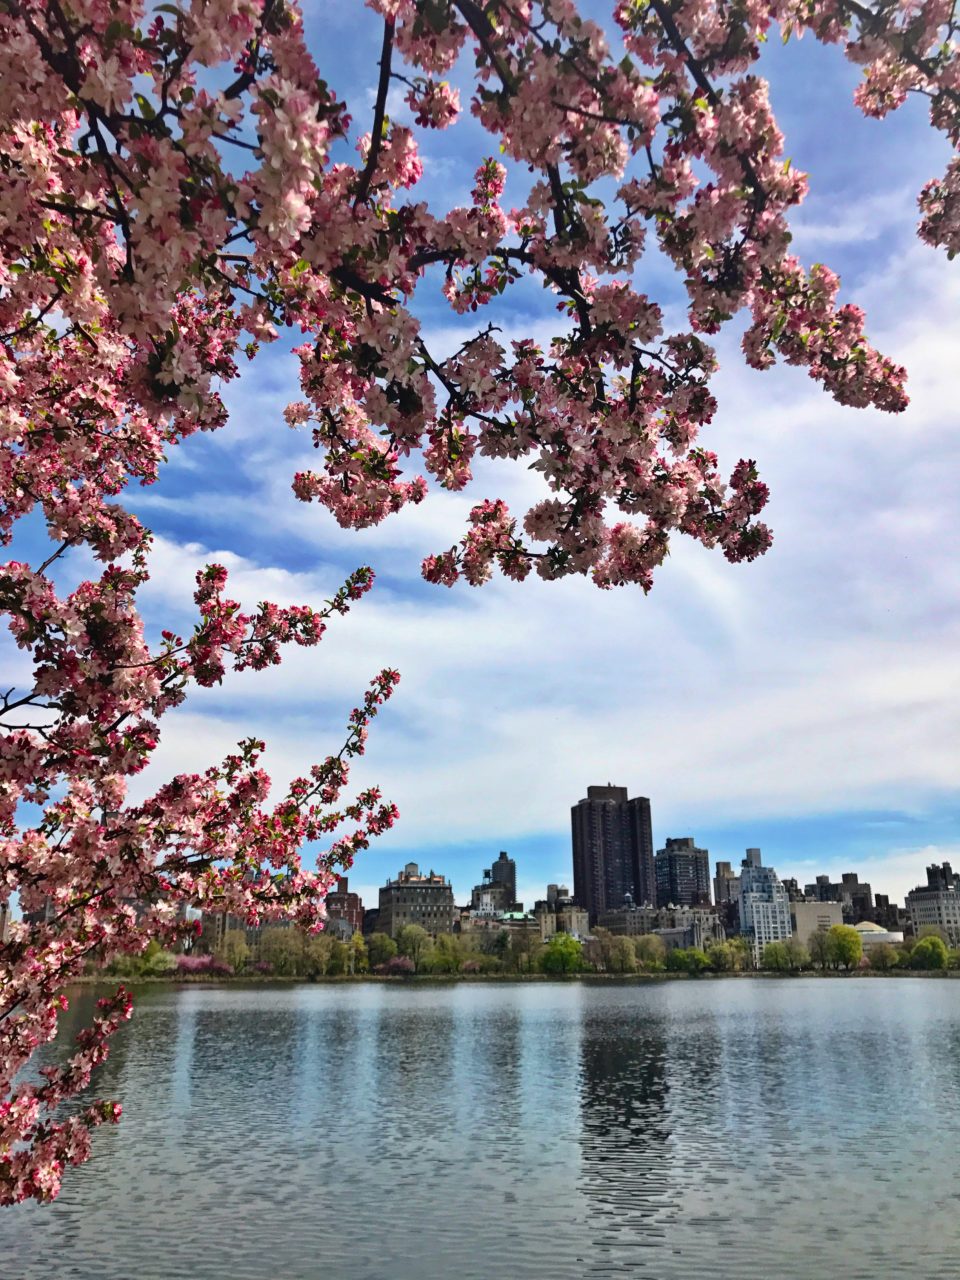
[0, 0, 953, 1202]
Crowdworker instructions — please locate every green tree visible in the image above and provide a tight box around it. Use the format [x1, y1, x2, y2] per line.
[684, 947, 710, 975]
[541, 933, 583, 974]
[608, 936, 637, 974]
[219, 929, 250, 974]
[108, 938, 178, 979]
[144, 947, 177, 977]
[260, 927, 304, 976]
[427, 933, 463, 975]
[868, 942, 899, 971]
[807, 930, 831, 970]
[727, 936, 754, 971]
[665, 947, 709, 974]
[302, 932, 334, 978]
[350, 932, 369, 975]
[634, 934, 666, 971]
[494, 929, 511, 960]
[762, 941, 791, 972]
[589, 927, 616, 971]
[706, 941, 736, 972]
[826, 924, 863, 970]
[326, 939, 350, 975]
[396, 924, 432, 972]
[480, 928, 510, 961]
[783, 936, 809, 972]
[367, 932, 397, 969]
[507, 930, 537, 974]
[917, 924, 950, 943]
[910, 935, 949, 970]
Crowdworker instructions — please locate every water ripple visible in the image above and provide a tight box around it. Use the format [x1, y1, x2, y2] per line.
[1, 979, 958, 1279]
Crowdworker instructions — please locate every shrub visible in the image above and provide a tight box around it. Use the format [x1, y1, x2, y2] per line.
[910, 935, 949, 970]
[175, 954, 233, 978]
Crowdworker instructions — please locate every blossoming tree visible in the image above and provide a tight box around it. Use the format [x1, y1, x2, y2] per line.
[1, 0, 955, 1203]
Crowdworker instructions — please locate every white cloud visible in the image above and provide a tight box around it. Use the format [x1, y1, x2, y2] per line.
[5, 132, 957, 918]
[110, 220, 960, 920]
[786, 187, 918, 252]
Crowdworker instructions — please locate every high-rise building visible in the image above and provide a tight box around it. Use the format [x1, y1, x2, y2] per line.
[571, 785, 655, 922]
[489, 850, 517, 909]
[713, 860, 741, 931]
[738, 848, 792, 964]
[803, 872, 876, 923]
[924, 862, 960, 893]
[713, 861, 740, 906]
[378, 863, 456, 938]
[780, 877, 805, 902]
[655, 837, 711, 907]
[805, 874, 842, 903]
[873, 893, 903, 932]
[470, 850, 519, 913]
[841, 872, 874, 922]
[906, 863, 960, 946]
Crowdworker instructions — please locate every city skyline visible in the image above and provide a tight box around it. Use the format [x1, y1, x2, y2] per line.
[337, 801, 946, 924]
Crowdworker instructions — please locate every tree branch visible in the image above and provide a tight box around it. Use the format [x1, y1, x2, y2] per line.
[354, 19, 395, 207]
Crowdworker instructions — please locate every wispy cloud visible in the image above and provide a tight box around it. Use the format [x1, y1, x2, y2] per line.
[8, 24, 958, 916]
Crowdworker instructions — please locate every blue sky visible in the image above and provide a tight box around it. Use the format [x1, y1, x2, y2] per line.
[13, 3, 959, 915]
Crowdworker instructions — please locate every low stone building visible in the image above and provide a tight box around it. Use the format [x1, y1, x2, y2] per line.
[596, 903, 662, 936]
[460, 911, 540, 945]
[534, 898, 590, 941]
[597, 902, 725, 949]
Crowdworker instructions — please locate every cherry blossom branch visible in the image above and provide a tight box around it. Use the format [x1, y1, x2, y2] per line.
[355, 19, 395, 206]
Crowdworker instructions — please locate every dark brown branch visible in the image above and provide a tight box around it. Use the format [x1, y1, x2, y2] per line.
[354, 20, 395, 206]
[840, 0, 960, 107]
[648, 0, 765, 212]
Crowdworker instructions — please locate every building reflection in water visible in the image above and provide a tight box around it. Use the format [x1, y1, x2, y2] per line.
[577, 1002, 675, 1271]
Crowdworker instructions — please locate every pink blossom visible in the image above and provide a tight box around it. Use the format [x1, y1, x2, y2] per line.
[0, 0, 946, 1202]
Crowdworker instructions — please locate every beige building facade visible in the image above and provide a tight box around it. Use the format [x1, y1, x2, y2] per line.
[791, 901, 843, 943]
[378, 863, 456, 938]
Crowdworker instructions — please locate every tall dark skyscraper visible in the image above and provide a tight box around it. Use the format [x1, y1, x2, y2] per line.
[655, 837, 711, 907]
[471, 850, 520, 912]
[571, 785, 655, 922]
[489, 850, 517, 909]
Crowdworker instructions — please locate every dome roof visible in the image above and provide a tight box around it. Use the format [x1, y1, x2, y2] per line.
[854, 921, 886, 933]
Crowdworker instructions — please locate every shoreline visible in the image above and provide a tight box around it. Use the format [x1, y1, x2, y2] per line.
[69, 968, 960, 988]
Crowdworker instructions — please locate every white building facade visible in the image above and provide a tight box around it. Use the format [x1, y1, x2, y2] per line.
[738, 849, 792, 965]
[906, 887, 960, 946]
[854, 921, 904, 949]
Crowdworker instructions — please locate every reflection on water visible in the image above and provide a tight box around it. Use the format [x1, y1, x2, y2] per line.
[2, 979, 960, 1279]
[579, 1003, 673, 1273]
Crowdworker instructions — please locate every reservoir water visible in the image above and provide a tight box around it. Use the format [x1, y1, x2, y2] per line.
[3, 978, 959, 1279]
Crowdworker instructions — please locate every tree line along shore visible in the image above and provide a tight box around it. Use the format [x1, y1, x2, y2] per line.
[89, 923, 960, 984]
